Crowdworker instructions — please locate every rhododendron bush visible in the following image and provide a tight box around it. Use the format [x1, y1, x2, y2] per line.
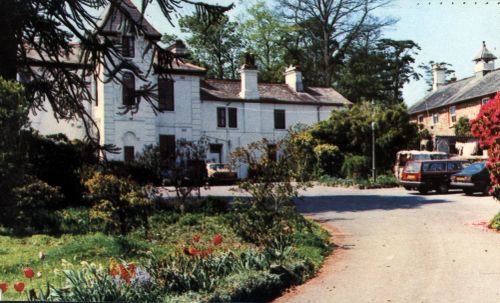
[470, 92, 500, 198]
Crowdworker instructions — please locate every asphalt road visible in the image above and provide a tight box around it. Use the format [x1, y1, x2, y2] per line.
[201, 185, 500, 303]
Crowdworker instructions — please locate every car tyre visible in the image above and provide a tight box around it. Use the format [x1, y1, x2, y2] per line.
[464, 189, 474, 196]
[418, 186, 429, 195]
[482, 185, 491, 196]
[436, 183, 449, 194]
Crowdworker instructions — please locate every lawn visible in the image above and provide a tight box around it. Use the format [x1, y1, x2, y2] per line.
[0, 203, 331, 302]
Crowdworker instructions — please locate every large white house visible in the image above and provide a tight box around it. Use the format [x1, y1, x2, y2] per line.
[29, 0, 352, 177]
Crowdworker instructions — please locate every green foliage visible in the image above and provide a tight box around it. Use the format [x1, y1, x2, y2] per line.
[240, 1, 297, 82]
[23, 131, 98, 206]
[179, 14, 242, 79]
[281, 125, 318, 181]
[337, 39, 421, 105]
[310, 101, 418, 175]
[0, 77, 29, 223]
[313, 144, 342, 176]
[84, 172, 154, 236]
[12, 178, 64, 233]
[454, 116, 471, 137]
[318, 174, 399, 188]
[489, 212, 500, 230]
[341, 155, 370, 178]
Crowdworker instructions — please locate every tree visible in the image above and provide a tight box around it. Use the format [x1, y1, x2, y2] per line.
[0, 0, 231, 146]
[454, 117, 471, 137]
[0, 78, 29, 223]
[336, 39, 421, 105]
[278, 0, 396, 87]
[418, 61, 455, 92]
[310, 101, 418, 174]
[240, 1, 296, 82]
[179, 14, 242, 79]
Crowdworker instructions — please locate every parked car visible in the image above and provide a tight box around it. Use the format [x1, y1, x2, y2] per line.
[394, 150, 448, 179]
[450, 161, 491, 196]
[400, 159, 469, 194]
[206, 163, 238, 184]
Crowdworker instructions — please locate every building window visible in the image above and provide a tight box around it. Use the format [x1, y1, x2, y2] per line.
[209, 144, 223, 163]
[158, 78, 174, 111]
[122, 72, 135, 106]
[418, 115, 424, 123]
[482, 97, 490, 105]
[217, 107, 226, 127]
[159, 135, 176, 167]
[432, 113, 439, 125]
[123, 146, 135, 162]
[122, 36, 135, 58]
[228, 108, 237, 128]
[274, 109, 286, 130]
[449, 106, 456, 123]
[216, 107, 237, 128]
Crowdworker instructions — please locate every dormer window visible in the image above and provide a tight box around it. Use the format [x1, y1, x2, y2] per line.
[122, 36, 135, 58]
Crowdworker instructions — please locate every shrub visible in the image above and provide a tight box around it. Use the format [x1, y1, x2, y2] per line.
[341, 154, 369, 178]
[84, 172, 154, 236]
[12, 178, 64, 233]
[489, 213, 500, 230]
[470, 92, 500, 200]
[454, 116, 471, 137]
[313, 144, 342, 176]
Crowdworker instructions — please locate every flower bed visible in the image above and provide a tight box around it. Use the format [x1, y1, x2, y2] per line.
[0, 202, 331, 302]
[317, 174, 399, 189]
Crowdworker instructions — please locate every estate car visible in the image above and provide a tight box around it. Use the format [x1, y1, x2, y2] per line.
[450, 161, 491, 196]
[400, 159, 469, 194]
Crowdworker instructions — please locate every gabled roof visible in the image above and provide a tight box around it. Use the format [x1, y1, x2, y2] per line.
[408, 69, 500, 114]
[99, 0, 162, 40]
[200, 79, 352, 106]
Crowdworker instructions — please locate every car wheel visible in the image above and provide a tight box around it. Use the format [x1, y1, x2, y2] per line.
[436, 183, 449, 194]
[464, 189, 474, 196]
[418, 186, 429, 195]
[482, 185, 491, 196]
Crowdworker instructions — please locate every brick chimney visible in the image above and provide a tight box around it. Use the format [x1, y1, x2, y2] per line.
[239, 53, 259, 100]
[284, 65, 303, 92]
[432, 63, 446, 91]
[169, 40, 188, 56]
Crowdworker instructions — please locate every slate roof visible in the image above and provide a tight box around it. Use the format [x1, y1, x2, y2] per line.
[408, 68, 500, 115]
[200, 79, 352, 106]
[99, 0, 162, 39]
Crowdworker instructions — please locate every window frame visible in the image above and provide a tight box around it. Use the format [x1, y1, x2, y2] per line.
[158, 78, 174, 111]
[482, 97, 490, 106]
[217, 107, 227, 128]
[122, 72, 135, 106]
[228, 107, 237, 128]
[449, 106, 456, 123]
[122, 35, 135, 58]
[274, 109, 286, 130]
[123, 146, 135, 162]
[432, 113, 439, 125]
[418, 114, 424, 124]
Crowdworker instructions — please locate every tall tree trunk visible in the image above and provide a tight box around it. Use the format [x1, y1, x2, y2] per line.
[0, 0, 21, 80]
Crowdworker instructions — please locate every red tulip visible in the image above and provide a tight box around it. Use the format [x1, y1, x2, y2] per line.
[212, 234, 223, 245]
[23, 267, 34, 279]
[14, 282, 25, 293]
[192, 234, 201, 242]
[188, 246, 199, 256]
[127, 263, 136, 277]
[0, 282, 7, 293]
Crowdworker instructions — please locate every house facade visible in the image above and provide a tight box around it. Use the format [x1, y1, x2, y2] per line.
[28, 0, 352, 178]
[408, 42, 499, 155]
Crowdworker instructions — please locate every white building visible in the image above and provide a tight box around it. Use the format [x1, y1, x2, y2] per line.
[29, 0, 352, 177]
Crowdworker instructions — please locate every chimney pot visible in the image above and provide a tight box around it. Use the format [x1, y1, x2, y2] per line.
[239, 53, 259, 99]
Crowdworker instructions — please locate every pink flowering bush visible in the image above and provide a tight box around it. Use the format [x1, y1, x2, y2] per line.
[470, 92, 500, 199]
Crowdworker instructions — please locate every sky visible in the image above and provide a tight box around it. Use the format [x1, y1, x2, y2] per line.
[136, 0, 499, 107]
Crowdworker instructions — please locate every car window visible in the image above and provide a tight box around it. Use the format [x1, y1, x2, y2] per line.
[447, 162, 461, 171]
[424, 162, 445, 172]
[404, 162, 421, 173]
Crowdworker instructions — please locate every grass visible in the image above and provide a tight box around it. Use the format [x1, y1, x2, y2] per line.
[0, 206, 332, 301]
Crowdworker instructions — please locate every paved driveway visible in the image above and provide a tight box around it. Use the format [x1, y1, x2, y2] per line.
[202, 185, 500, 303]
